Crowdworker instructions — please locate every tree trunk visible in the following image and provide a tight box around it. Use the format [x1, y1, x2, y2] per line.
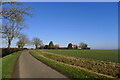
[18, 46, 20, 48]
[8, 39, 11, 48]
[21, 46, 24, 49]
[35, 45, 38, 49]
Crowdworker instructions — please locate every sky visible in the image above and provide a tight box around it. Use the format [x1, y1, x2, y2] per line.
[3, 2, 118, 49]
[4, 0, 119, 2]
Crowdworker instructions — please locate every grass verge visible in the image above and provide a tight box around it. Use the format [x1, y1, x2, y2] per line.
[2, 50, 24, 78]
[30, 50, 116, 79]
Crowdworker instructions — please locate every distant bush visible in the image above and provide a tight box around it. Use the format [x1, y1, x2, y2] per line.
[68, 43, 73, 49]
[81, 48, 91, 50]
[40, 44, 60, 49]
[48, 41, 54, 49]
[44, 45, 49, 49]
[58, 47, 68, 49]
[2, 48, 25, 57]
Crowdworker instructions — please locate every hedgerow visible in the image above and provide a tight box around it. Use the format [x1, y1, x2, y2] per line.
[2, 48, 26, 57]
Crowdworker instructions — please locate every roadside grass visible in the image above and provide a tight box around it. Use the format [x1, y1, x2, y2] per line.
[2, 50, 23, 78]
[45, 49, 118, 63]
[30, 50, 116, 79]
[0, 49, 1, 79]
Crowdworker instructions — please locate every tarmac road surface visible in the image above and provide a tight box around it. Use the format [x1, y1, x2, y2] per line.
[13, 51, 68, 78]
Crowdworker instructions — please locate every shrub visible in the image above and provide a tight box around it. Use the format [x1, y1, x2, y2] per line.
[68, 43, 73, 49]
[48, 41, 54, 49]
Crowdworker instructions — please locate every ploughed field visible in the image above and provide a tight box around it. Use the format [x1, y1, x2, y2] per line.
[30, 49, 120, 78]
[45, 49, 118, 63]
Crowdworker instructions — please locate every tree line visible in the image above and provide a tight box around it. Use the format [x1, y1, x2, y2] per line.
[31, 40, 89, 50]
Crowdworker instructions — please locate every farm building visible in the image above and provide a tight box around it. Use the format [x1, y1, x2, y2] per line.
[72, 45, 81, 49]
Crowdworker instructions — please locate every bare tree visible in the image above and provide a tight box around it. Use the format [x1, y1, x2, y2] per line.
[2, 2, 32, 48]
[80, 42, 88, 49]
[16, 34, 29, 48]
[32, 37, 43, 49]
[1, 0, 31, 19]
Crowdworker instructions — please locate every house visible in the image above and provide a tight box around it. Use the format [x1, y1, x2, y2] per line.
[54, 44, 59, 49]
[77, 46, 81, 49]
[72, 45, 81, 49]
[72, 45, 77, 49]
[54, 44, 59, 48]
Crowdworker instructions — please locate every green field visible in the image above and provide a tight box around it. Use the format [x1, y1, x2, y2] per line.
[45, 49, 118, 63]
[30, 50, 116, 79]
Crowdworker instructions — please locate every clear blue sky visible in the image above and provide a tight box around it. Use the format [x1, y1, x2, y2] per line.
[10, 2, 118, 49]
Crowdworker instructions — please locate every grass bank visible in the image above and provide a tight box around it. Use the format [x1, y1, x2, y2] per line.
[30, 50, 116, 79]
[2, 50, 24, 78]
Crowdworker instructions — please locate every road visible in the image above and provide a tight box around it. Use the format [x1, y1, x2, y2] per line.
[13, 51, 68, 78]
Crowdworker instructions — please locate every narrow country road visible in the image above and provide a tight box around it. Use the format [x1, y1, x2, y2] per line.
[13, 51, 68, 78]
